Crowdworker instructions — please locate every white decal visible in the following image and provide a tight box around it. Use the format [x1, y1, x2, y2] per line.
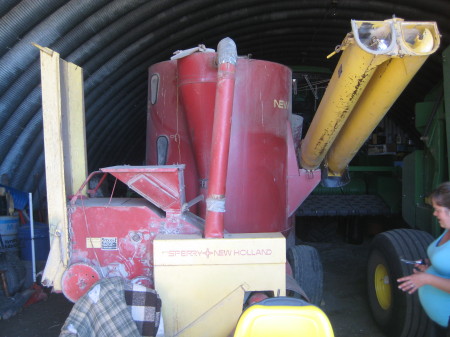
[86, 237, 101, 249]
[273, 99, 289, 109]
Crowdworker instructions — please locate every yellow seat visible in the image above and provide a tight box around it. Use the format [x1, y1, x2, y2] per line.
[233, 298, 334, 337]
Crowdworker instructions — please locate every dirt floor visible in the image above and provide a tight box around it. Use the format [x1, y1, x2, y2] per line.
[0, 238, 386, 337]
[313, 240, 386, 337]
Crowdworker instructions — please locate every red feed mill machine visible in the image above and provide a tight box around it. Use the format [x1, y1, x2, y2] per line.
[40, 18, 440, 337]
[60, 39, 321, 335]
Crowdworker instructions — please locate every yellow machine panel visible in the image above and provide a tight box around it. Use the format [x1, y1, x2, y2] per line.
[154, 233, 286, 337]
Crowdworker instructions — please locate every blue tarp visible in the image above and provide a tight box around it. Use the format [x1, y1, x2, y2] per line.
[0, 184, 28, 210]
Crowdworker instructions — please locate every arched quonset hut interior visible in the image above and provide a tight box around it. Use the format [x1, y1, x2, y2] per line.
[1, 2, 450, 336]
[0, 0, 449, 201]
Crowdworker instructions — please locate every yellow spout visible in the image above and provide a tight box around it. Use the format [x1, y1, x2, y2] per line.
[326, 20, 440, 177]
[300, 18, 440, 182]
[299, 37, 389, 170]
[326, 55, 428, 175]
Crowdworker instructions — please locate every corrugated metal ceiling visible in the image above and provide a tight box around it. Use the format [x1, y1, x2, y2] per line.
[0, 0, 449, 200]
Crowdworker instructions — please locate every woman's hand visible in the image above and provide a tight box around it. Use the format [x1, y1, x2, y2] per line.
[397, 269, 430, 294]
[414, 265, 428, 272]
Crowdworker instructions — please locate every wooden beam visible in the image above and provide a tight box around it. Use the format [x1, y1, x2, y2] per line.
[60, 61, 87, 196]
[37, 44, 87, 291]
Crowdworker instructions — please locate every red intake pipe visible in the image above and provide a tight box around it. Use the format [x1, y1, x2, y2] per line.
[204, 37, 237, 238]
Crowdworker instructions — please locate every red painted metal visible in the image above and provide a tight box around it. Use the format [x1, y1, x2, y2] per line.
[146, 61, 200, 213]
[63, 42, 322, 300]
[147, 52, 320, 236]
[204, 38, 237, 239]
[176, 52, 217, 216]
[131, 276, 153, 289]
[177, 52, 216, 189]
[247, 292, 269, 306]
[224, 59, 292, 235]
[286, 122, 321, 216]
[103, 166, 186, 212]
[61, 263, 101, 303]
[62, 166, 203, 298]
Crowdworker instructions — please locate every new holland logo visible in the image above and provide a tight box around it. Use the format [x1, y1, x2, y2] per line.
[273, 99, 289, 109]
[164, 248, 273, 258]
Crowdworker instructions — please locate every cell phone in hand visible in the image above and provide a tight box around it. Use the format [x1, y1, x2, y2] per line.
[400, 258, 425, 265]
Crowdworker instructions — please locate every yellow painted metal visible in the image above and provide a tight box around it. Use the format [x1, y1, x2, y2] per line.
[398, 23, 440, 55]
[327, 55, 428, 174]
[60, 61, 88, 197]
[38, 47, 69, 291]
[36, 45, 88, 291]
[374, 263, 391, 310]
[154, 233, 286, 337]
[299, 35, 390, 170]
[300, 18, 440, 175]
[326, 20, 440, 176]
[233, 304, 334, 337]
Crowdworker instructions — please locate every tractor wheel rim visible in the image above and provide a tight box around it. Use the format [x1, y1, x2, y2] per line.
[374, 263, 391, 310]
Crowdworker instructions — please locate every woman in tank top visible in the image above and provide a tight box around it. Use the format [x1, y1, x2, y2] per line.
[398, 182, 450, 336]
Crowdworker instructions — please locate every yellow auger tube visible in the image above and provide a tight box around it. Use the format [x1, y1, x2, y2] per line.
[326, 56, 428, 175]
[326, 20, 440, 176]
[299, 25, 392, 170]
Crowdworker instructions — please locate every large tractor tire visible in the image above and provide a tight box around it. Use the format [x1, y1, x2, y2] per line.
[367, 229, 434, 337]
[287, 244, 323, 306]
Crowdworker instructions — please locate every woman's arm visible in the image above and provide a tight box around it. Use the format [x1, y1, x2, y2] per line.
[397, 269, 450, 294]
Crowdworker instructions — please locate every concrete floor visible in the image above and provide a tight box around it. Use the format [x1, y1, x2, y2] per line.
[0, 239, 386, 337]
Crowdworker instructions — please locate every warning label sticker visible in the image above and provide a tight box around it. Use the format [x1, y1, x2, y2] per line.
[86, 237, 118, 250]
[101, 237, 118, 250]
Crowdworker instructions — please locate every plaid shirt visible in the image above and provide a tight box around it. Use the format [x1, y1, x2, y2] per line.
[60, 277, 161, 337]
